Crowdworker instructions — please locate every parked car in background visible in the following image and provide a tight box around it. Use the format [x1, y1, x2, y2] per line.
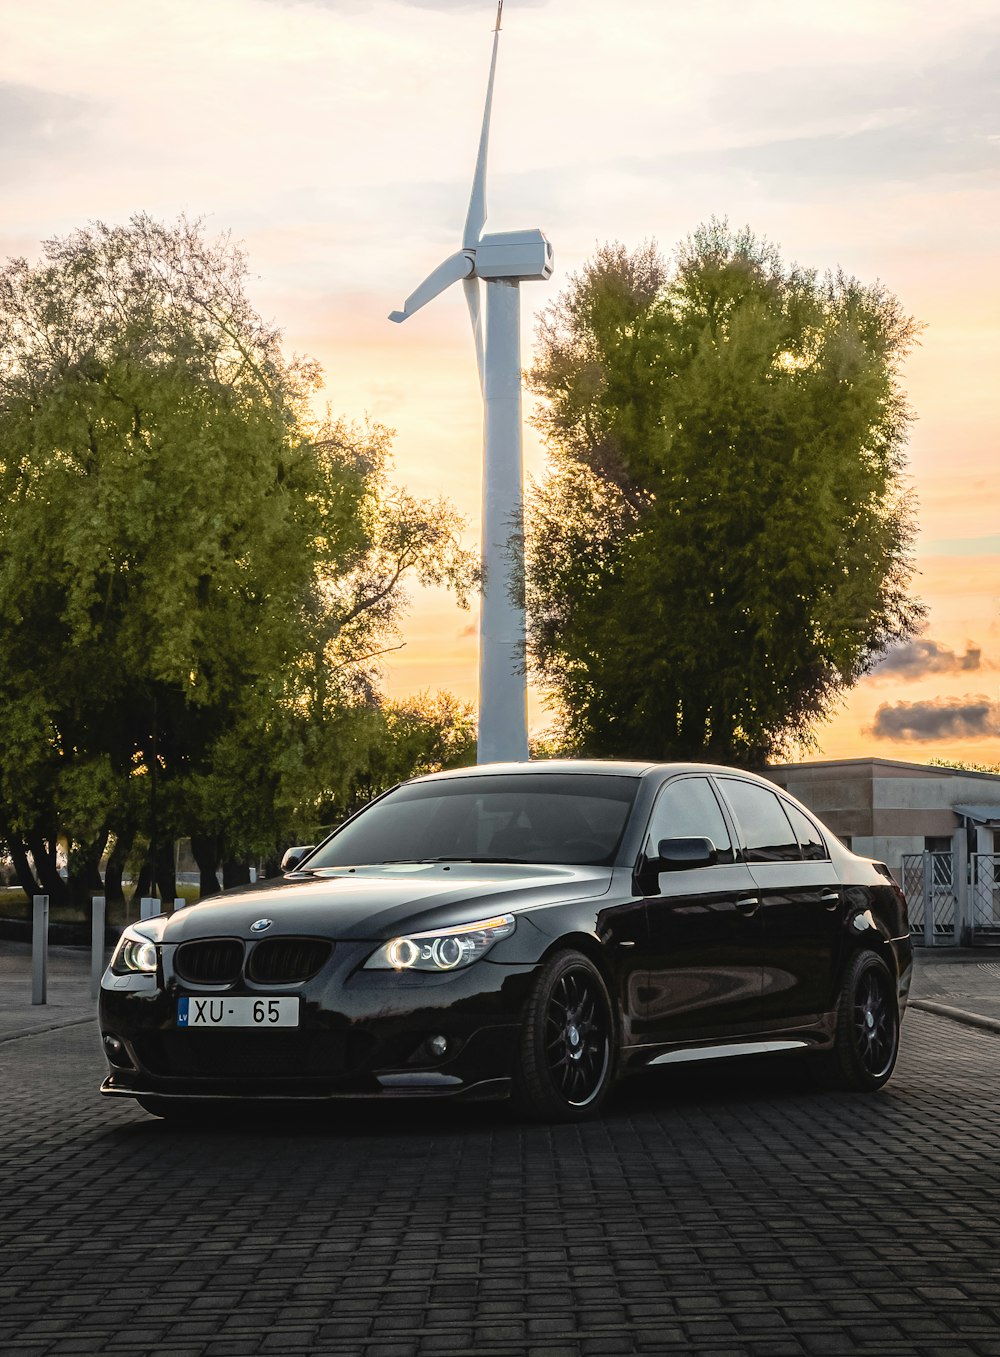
[100, 761, 912, 1122]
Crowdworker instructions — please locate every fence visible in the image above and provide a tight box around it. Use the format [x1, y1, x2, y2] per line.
[970, 854, 1000, 940]
[901, 852, 957, 946]
[901, 849, 1000, 946]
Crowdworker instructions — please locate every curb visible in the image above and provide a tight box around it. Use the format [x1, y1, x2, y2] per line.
[0, 1016, 96, 1045]
[909, 998, 1000, 1035]
[0, 918, 121, 947]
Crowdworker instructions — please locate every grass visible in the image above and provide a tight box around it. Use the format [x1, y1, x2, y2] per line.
[0, 883, 201, 928]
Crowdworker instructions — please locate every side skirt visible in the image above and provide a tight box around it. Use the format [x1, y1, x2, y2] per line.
[646, 1039, 810, 1067]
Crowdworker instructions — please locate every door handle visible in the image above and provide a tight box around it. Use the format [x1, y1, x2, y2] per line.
[821, 890, 841, 910]
[735, 895, 760, 916]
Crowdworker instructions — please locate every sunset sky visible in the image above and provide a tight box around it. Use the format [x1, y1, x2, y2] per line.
[2, 0, 998, 765]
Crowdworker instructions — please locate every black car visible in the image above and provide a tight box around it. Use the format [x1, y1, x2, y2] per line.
[100, 761, 912, 1122]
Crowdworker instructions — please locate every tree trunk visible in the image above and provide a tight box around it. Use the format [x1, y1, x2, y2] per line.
[67, 829, 110, 912]
[25, 829, 68, 906]
[190, 835, 221, 899]
[4, 832, 40, 899]
[155, 838, 177, 905]
[130, 859, 152, 908]
[222, 859, 251, 889]
[104, 827, 135, 907]
[90, 826, 110, 889]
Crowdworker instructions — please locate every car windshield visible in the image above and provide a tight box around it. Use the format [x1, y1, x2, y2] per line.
[307, 773, 640, 868]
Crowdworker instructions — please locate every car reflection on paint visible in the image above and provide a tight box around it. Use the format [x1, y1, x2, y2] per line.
[99, 760, 912, 1123]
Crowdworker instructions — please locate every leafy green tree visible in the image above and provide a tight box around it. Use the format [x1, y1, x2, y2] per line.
[525, 223, 925, 766]
[344, 692, 477, 814]
[0, 215, 475, 906]
[927, 758, 1000, 775]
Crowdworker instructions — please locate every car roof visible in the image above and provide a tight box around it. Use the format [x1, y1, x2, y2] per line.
[408, 759, 773, 784]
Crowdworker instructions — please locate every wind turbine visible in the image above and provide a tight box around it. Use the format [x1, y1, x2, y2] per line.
[390, 0, 553, 765]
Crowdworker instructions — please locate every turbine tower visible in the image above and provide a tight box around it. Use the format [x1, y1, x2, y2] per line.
[390, 0, 552, 764]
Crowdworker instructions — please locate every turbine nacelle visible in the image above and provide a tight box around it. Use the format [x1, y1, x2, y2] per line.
[475, 229, 553, 282]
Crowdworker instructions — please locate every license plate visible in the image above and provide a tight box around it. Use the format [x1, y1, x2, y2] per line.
[177, 997, 299, 1028]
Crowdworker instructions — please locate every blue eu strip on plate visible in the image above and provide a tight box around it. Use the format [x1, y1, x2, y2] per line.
[177, 997, 189, 1027]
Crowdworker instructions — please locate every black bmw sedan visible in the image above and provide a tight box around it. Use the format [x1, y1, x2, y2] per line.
[100, 761, 912, 1122]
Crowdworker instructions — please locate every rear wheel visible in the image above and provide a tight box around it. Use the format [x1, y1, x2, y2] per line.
[822, 950, 899, 1091]
[513, 950, 616, 1122]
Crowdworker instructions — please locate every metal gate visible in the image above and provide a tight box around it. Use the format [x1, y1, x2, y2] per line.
[901, 851, 958, 946]
[970, 854, 1000, 942]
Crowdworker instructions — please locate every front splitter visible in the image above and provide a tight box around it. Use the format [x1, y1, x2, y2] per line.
[100, 1074, 511, 1102]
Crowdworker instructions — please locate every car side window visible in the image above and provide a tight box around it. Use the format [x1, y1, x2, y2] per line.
[717, 779, 801, 864]
[783, 801, 829, 861]
[645, 777, 735, 865]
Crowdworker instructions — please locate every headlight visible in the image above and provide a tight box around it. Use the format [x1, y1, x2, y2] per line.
[110, 926, 159, 976]
[365, 913, 516, 972]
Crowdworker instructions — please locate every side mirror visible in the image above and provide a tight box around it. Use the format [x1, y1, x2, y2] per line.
[655, 836, 718, 870]
[634, 836, 718, 895]
[281, 845, 316, 873]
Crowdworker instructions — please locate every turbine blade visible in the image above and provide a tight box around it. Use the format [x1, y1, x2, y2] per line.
[389, 251, 475, 323]
[463, 276, 485, 391]
[463, 16, 502, 250]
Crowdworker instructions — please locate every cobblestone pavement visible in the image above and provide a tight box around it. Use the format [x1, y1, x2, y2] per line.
[909, 952, 1000, 1026]
[2, 1006, 1000, 1357]
[0, 943, 101, 1042]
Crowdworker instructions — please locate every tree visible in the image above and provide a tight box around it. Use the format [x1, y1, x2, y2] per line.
[0, 215, 476, 906]
[525, 223, 924, 766]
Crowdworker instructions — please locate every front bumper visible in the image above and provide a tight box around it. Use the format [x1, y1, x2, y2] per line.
[99, 941, 539, 1103]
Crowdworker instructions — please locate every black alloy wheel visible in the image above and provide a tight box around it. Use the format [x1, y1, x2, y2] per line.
[824, 949, 900, 1091]
[514, 950, 616, 1122]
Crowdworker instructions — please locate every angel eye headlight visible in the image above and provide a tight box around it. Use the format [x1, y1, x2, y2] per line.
[110, 927, 158, 975]
[365, 913, 515, 972]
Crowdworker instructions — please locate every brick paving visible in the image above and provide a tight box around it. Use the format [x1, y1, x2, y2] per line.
[2, 1004, 1000, 1356]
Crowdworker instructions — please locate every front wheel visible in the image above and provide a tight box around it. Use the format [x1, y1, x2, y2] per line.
[822, 950, 900, 1091]
[513, 950, 617, 1122]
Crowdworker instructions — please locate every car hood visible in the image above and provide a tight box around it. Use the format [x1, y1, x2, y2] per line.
[159, 863, 614, 943]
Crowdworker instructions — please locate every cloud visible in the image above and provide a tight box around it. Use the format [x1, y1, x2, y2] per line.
[0, 83, 94, 178]
[870, 638, 983, 680]
[622, 28, 1000, 191]
[870, 698, 1000, 743]
[922, 534, 1000, 557]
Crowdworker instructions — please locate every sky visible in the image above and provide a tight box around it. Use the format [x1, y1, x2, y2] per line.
[2, 0, 998, 766]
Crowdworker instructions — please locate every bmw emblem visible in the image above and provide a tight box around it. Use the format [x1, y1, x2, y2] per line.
[250, 918, 273, 933]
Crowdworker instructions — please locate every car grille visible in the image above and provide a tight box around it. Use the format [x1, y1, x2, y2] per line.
[135, 1031, 367, 1080]
[174, 939, 244, 986]
[246, 938, 333, 985]
[136, 1031, 352, 1074]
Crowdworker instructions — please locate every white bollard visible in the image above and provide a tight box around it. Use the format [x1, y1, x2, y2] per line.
[173, 897, 184, 912]
[31, 894, 49, 1005]
[139, 896, 158, 921]
[91, 896, 106, 999]
[249, 867, 257, 884]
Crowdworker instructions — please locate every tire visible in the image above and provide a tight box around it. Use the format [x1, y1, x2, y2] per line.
[822, 949, 899, 1091]
[513, 950, 617, 1122]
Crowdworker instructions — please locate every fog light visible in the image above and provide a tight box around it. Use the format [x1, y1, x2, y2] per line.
[427, 1035, 449, 1059]
[102, 1034, 133, 1069]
